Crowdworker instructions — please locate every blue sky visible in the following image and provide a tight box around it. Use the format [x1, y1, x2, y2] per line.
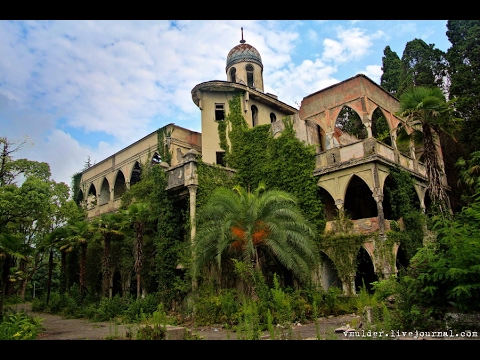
[0, 20, 451, 188]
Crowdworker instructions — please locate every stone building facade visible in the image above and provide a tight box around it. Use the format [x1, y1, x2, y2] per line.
[78, 33, 447, 295]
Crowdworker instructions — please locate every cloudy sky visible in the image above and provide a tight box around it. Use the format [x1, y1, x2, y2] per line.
[0, 20, 451, 189]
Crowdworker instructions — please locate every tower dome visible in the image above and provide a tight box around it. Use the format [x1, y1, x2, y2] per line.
[225, 29, 263, 70]
[226, 43, 263, 70]
[225, 28, 264, 91]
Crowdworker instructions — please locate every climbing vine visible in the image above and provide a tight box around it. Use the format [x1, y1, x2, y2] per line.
[156, 127, 173, 166]
[319, 209, 368, 288]
[384, 165, 425, 264]
[218, 99, 324, 235]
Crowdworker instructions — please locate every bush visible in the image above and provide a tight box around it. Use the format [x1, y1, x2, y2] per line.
[0, 310, 43, 340]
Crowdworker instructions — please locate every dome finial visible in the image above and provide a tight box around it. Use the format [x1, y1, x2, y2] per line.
[240, 27, 245, 44]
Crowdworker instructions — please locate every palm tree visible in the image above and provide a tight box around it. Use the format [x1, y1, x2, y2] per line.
[193, 183, 318, 293]
[121, 202, 150, 299]
[455, 151, 480, 203]
[61, 220, 97, 299]
[92, 212, 125, 299]
[395, 86, 462, 215]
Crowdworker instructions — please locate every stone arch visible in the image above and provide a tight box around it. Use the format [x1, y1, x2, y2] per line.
[343, 175, 377, 220]
[113, 170, 127, 200]
[86, 183, 97, 209]
[371, 107, 392, 146]
[320, 251, 342, 291]
[151, 152, 161, 165]
[270, 112, 276, 123]
[395, 245, 408, 275]
[130, 161, 142, 188]
[319, 186, 336, 221]
[229, 67, 236, 83]
[355, 246, 378, 293]
[99, 178, 110, 206]
[251, 105, 258, 127]
[334, 105, 367, 143]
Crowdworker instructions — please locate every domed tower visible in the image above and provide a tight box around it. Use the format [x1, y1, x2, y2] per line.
[226, 28, 264, 92]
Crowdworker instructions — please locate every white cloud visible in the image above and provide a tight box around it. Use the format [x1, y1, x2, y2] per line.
[321, 26, 386, 65]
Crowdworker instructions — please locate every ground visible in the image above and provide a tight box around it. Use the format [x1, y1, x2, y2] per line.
[8, 303, 479, 340]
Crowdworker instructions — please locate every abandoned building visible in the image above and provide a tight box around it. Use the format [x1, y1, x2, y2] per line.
[78, 32, 447, 295]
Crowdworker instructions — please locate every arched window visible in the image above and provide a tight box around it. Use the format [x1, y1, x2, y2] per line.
[251, 105, 258, 127]
[270, 112, 276, 123]
[246, 64, 254, 88]
[230, 67, 236, 83]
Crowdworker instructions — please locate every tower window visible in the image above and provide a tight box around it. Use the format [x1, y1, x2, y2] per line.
[251, 105, 258, 127]
[246, 64, 254, 88]
[215, 103, 225, 121]
[230, 67, 236, 83]
[270, 113, 276, 123]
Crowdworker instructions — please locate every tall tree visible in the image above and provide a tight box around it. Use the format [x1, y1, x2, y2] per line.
[193, 183, 318, 290]
[380, 46, 402, 95]
[446, 20, 480, 153]
[396, 86, 462, 215]
[122, 202, 150, 299]
[398, 39, 448, 95]
[62, 220, 97, 299]
[92, 212, 125, 299]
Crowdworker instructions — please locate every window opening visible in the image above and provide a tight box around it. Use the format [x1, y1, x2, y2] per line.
[215, 103, 225, 121]
[270, 112, 276, 123]
[251, 105, 258, 127]
[246, 64, 254, 88]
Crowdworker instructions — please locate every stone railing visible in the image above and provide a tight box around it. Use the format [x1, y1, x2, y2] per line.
[315, 138, 426, 178]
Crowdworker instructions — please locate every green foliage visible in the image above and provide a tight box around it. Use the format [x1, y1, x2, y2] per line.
[380, 45, 402, 95]
[318, 232, 367, 287]
[193, 183, 318, 284]
[156, 126, 173, 166]
[398, 38, 448, 96]
[71, 172, 83, 206]
[135, 303, 168, 340]
[0, 310, 43, 340]
[336, 106, 367, 138]
[446, 20, 480, 153]
[235, 299, 262, 340]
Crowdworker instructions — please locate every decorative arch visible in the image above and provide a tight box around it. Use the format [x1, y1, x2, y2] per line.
[270, 112, 276, 123]
[251, 105, 258, 127]
[151, 152, 161, 165]
[114, 170, 127, 200]
[229, 67, 236, 83]
[320, 251, 342, 291]
[355, 246, 378, 293]
[334, 105, 367, 141]
[371, 107, 392, 146]
[319, 186, 336, 221]
[87, 183, 97, 197]
[99, 178, 110, 206]
[130, 161, 142, 188]
[344, 175, 377, 220]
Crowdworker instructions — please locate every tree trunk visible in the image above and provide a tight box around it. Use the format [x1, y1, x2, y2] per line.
[102, 237, 111, 298]
[79, 243, 87, 299]
[46, 248, 53, 304]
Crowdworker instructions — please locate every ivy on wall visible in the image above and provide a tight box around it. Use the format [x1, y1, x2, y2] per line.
[384, 165, 425, 264]
[156, 127, 173, 166]
[218, 94, 325, 235]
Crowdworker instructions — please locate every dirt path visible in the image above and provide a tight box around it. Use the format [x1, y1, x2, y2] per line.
[9, 303, 362, 340]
